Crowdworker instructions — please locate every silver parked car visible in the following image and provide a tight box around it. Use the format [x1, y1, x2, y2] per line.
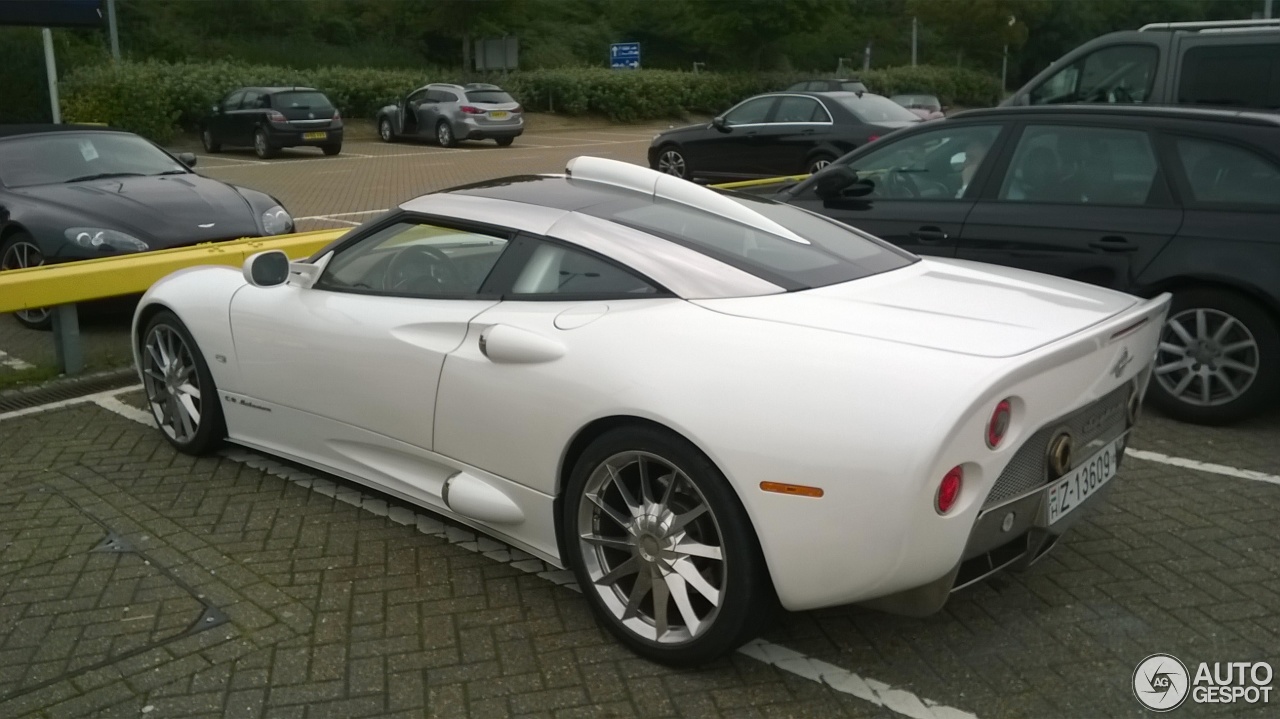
[376, 83, 524, 147]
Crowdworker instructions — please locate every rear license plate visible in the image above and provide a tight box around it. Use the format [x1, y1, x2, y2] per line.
[489, 111, 509, 120]
[303, 131, 327, 141]
[1046, 436, 1122, 524]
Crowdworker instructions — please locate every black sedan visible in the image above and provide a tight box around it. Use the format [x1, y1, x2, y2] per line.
[202, 86, 343, 159]
[0, 125, 293, 328]
[774, 105, 1280, 425]
[648, 91, 919, 181]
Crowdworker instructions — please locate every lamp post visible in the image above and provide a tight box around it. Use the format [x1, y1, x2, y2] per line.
[1001, 15, 1016, 93]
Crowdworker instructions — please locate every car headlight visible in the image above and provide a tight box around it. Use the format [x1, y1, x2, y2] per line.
[261, 206, 293, 235]
[64, 228, 149, 252]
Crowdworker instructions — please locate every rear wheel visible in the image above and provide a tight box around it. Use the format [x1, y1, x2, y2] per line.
[201, 128, 221, 153]
[1148, 288, 1280, 425]
[0, 232, 52, 330]
[496, 137, 514, 147]
[378, 117, 396, 143]
[563, 426, 774, 665]
[806, 153, 836, 175]
[253, 128, 278, 159]
[655, 146, 690, 179]
[140, 311, 226, 455]
[436, 121, 456, 148]
[322, 143, 342, 156]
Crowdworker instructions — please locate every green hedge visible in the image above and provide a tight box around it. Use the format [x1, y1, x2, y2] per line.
[60, 60, 1001, 143]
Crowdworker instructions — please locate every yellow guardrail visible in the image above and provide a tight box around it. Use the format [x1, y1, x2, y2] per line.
[0, 229, 345, 314]
[711, 174, 810, 190]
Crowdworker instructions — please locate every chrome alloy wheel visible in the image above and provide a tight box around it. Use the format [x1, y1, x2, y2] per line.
[809, 158, 832, 172]
[437, 122, 453, 146]
[577, 451, 726, 644]
[254, 130, 269, 157]
[142, 324, 204, 442]
[0, 240, 50, 326]
[1155, 307, 1260, 407]
[379, 119, 393, 141]
[656, 149, 686, 178]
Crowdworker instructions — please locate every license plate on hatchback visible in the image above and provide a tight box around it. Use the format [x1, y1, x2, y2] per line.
[303, 131, 327, 141]
[1046, 436, 1123, 524]
[489, 111, 509, 120]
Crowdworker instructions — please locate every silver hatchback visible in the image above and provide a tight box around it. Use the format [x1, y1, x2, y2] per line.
[377, 82, 524, 148]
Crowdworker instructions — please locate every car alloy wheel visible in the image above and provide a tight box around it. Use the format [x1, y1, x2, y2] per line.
[657, 149, 687, 178]
[0, 237, 51, 328]
[437, 121, 455, 147]
[1156, 307, 1259, 408]
[379, 118, 394, 142]
[254, 129, 277, 159]
[201, 129, 220, 153]
[807, 156, 834, 174]
[141, 311, 225, 454]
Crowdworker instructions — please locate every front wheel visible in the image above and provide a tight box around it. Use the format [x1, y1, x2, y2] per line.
[1148, 288, 1280, 425]
[805, 154, 835, 175]
[436, 121, 457, 148]
[140, 311, 226, 455]
[201, 128, 221, 153]
[655, 146, 690, 179]
[0, 232, 52, 330]
[563, 426, 774, 666]
[378, 117, 396, 143]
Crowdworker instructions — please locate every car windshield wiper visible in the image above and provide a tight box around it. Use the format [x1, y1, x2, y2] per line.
[66, 172, 146, 183]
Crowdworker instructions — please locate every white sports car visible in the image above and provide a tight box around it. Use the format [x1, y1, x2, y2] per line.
[133, 157, 1169, 665]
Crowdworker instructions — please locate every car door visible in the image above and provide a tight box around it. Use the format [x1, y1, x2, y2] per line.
[212, 90, 243, 145]
[686, 96, 778, 177]
[230, 90, 261, 146]
[956, 122, 1182, 291]
[419, 89, 455, 134]
[401, 88, 428, 134]
[227, 216, 511, 492]
[767, 95, 833, 174]
[785, 122, 1008, 257]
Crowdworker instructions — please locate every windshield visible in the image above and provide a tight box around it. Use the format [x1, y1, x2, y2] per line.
[835, 94, 922, 124]
[466, 90, 515, 104]
[581, 192, 915, 291]
[0, 132, 186, 188]
[892, 94, 940, 110]
[272, 91, 333, 110]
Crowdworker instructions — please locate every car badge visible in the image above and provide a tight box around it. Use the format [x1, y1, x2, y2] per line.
[198, 223, 216, 229]
[1112, 347, 1132, 378]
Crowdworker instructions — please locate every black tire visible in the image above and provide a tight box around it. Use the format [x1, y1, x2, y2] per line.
[253, 128, 278, 159]
[496, 137, 514, 147]
[0, 231, 52, 330]
[322, 143, 342, 156]
[1147, 288, 1280, 425]
[805, 153, 836, 175]
[562, 425, 775, 666]
[653, 145, 691, 179]
[378, 117, 396, 143]
[140, 310, 226, 455]
[436, 120, 457, 148]
[201, 127, 221, 153]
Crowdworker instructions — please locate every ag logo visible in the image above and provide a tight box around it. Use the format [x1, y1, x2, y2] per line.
[1135, 653, 1190, 712]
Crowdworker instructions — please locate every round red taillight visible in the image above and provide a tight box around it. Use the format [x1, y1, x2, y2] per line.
[987, 399, 1012, 449]
[936, 466, 963, 514]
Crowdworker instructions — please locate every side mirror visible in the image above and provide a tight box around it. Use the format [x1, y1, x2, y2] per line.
[177, 152, 197, 168]
[712, 116, 730, 133]
[813, 165, 860, 199]
[243, 250, 289, 288]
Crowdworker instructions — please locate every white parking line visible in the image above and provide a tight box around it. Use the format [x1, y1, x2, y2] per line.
[0, 384, 142, 422]
[0, 350, 34, 371]
[1126, 448, 1280, 486]
[194, 155, 268, 166]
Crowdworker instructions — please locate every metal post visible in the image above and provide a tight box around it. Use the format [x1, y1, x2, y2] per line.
[107, 0, 121, 61]
[42, 28, 61, 124]
[51, 305, 84, 375]
[912, 17, 918, 66]
[863, 41, 872, 72]
[1001, 44, 1009, 92]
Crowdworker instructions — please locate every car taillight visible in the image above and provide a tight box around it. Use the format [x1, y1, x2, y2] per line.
[936, 466, 963, 514]
[867, 134, 880, 142]
[460, 105, 484, 115]
[511, 105, 522, 114]
[986, 398, 1012, 449]
[267, 111, 288, 124]
[332, 110, 342, 123]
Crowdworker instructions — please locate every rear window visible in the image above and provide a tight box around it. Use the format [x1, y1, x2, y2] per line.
[581, 193, 915, 290]
[834, 94, 922, 124]
[466, 90, 514, 104]
[272, 91, 333, 110]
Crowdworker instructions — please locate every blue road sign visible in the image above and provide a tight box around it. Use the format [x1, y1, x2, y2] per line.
[610, 42, 640, 70]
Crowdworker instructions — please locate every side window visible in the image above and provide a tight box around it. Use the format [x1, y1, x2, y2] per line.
[774, 96, 828, 123]
[1174, 137, 1280, 208]
[507, 241, 658, 298]
[424, 90, 446, 103]
[240, 91, 261, 110]
[1030, 44, 1159, 105]
[222, 91, 244, 111]
[998, 125, 1158, 205]
[843, 124, 1003, 200]
[1178, 44, 1280, 108]
[437, 91, 460, 104]
[316, 221, 509, 297]
[723, 97, 776, 126]
[406, 89, 428, 105]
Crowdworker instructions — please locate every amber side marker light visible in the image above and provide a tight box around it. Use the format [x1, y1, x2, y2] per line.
[760, 481, 825, 498]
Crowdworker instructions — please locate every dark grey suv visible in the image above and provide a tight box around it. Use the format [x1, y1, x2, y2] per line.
[376, 83, 524, 147]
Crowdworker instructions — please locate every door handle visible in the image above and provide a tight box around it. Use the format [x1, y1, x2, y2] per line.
[1089, 236, 1139, 253]
[909, 226, 950, 243]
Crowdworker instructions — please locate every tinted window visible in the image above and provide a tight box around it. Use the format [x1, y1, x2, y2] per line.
[0, 132, 186, 188]
[840, 81, 868, 93]
[582, 194, 913, 290]
[240, 91, 261, 109]
[406, 88, 428, 104]
[843, 124, 1002, 200]
[998, 126, 1158, 205]
[1030, 44, 1158, 104]
[1178, 44, 1280, 109]
[832, 94, 921, 123]
[222, 91, 244, 111]
[273, 91, 333, 110]
[509, 241, 658, 297]
[724, 97, 775, 125]
[774, 96, 828, 123]
[466, 90, 515, 103]
[1175, 137, 1280, 207]
[316, 221, 508, 297]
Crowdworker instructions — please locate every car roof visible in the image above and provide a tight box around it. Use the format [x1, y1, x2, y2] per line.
[0, 124, 131, 140]
[949, 104, 1280, 128]
[236, 86, 322, 94]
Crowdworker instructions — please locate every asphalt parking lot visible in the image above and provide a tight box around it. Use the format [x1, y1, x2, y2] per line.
[2, 118, 1280, 718]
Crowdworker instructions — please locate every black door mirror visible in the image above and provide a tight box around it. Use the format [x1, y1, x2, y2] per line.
[813, 165, 871, 199]
[177, 152, 197, 168]
[711, 116, 730, 133]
